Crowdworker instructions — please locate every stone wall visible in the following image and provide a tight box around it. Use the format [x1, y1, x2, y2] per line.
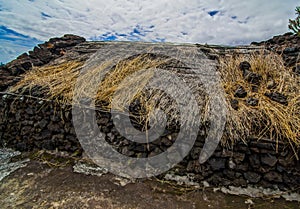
[0, 33, 299, 190]
[1, 93, 299, 190]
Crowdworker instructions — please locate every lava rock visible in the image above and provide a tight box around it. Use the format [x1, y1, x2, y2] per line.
[208, 158, 226, 171]
[234, 86, 247, 98]
[283, 47, 297, 54]
[293, 64, 300, 76]
[261, 154, 278, 167]
[246, 97, 259, 106]
[278, 156, 295, 167]
[239, 61, 262, 85]
[233, 153, 246, 163]
[230, 99, 239, 110]
[264, 171, 283, 183]
[161, 137, 173, 147]
[190, 147, 201, 160]
[223, 169, 236, 179]
[41, 140, 56, 150]
[15, 142, 27, 151]
[25, 107, 34, 115]
[249, 154, 260, 169]
[239, 61, 251, 71]
[244, 171, 261, 183]
[47, 122, 61, 132]
[232, 178, 247, 187]
[29, 46, 54, 64]
[243, 70, 262, 85]
[264, 92, 288, 105]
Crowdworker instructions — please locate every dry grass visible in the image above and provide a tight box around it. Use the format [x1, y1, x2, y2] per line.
[11, 61, 84, 104]
[220, 50, 300, 151]
[10, 54, 178, 125]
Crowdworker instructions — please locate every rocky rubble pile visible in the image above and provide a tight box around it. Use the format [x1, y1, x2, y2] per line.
[252, 32, 300, 75]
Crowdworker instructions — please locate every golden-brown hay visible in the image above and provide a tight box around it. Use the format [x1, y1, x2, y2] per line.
[219, 50, 300, 153]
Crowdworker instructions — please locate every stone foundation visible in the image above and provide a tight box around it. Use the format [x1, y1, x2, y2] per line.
[1, 93, 299, 190]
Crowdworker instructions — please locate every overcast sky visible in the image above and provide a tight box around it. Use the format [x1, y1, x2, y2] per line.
[0, 0, 298, 63]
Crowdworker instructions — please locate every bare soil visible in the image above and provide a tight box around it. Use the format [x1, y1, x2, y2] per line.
[0, 157, 299, 209]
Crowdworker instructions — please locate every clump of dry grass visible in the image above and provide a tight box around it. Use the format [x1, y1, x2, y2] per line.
[220, 50, 300, 152]
[11, 55, 166, 106]
[10, 54, 178, 125]
[73, 54, 170, 112]
[11, 61, 84, 104]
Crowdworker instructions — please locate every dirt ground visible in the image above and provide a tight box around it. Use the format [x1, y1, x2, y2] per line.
[0, 153, 299, 209]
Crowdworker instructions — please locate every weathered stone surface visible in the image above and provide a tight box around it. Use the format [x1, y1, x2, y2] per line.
[261, 154, 278, 167]
[243, 70, 262, 85]
[208, 158, 226, 171]
[294, 64, 300, 75]
[244, 171, 261, 183]
[264, 92, 288, 105]
[278, 156, 295, 167]
[264, 171, 283, 183]
[234, 86, 247, 98]
[249, 154, 260, 169]
[239, 61, 251, 71]
[230, 99, 239, 110]
[246, 97, 259, 106]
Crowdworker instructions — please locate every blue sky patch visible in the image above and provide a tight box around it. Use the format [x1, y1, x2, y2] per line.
[0, 25, 41, 63]
[0, 26, 40, 43]
[208, 10, 219, 17]
[91, 25, 155, 42]
[41, 12, 52, 19]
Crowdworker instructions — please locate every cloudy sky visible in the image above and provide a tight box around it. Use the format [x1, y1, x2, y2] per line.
[0, 0, 298, 63]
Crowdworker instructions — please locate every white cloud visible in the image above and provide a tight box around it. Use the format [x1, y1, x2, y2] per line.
[0, 0, 299, 62]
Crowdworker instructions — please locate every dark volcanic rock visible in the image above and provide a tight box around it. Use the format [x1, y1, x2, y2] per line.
[239, 61, 262, 85]
[264, 92, 288, 105]
[246, 97, 259, 106]
[244, 171, 261, 183]
[234, 86, 247, 98]
[253, 32, 300, 68]
[230, 99, 239, 110]
[294, 64, 300, 76]
[243, 71, 262, 85]
[208, 158, 226, 171]
[264, 171, 283, 183]
[249, 154, 260, 169]
[283, 47, 297, 54]
[261, 154, 277, 167]
[239, 61, 251, 71]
